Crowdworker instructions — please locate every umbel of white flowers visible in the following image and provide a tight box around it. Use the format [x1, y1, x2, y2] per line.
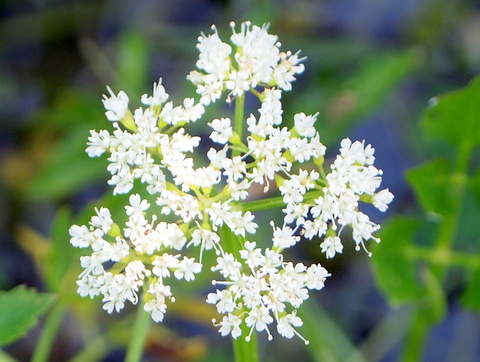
[69, 21, 393, 343]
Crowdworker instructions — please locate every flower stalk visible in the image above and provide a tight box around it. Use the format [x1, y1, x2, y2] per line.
[125, 302, 151, 362]
[233, 323, 259, 362]
[232, 93, 245, 158]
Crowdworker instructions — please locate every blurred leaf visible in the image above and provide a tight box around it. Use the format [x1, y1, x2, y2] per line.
[25, 124, 107, 200]
[0, 349, 17, 362]
[329, 48, 422, 123]
[300, 297, 367, 362]
[38, 89, 102, 129]
[462, 266, 480, 311]
[0, 286, 55, 346]
[15, 225, 50, 266]
[359, 306, 412, 362]
[115, 30, 150, 96]
[406, 159, 453, 215]
[44, 208, 76, 292]
[298, 47, 422, 146]
[470, 168, 480, 208]
[371, 216, 422, 304]
[422, 75, 480, 146]
[420, 265, 447, 323]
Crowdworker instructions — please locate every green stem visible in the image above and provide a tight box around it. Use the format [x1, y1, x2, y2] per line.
[401, 308, 430, 362]
[0, 349, 17, 362]
[70, 336, 109, 362]
[32, 303, 65, 362]
[125, 303, 151, 362]
[219, 226, 260, 362]
[219, 226, 259, 362]
[227, 90, 259, 362]
[240, 195, 285, 213]
[232, 94, 245, 158]
[239, 189, 324, 213]
[233, 324, 259, 362]
[408, 245, 480, 269]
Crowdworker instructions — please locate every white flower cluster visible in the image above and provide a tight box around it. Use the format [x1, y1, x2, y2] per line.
[70, 195, 201, 322]
[69, 21, 393, 343]
[207, 240, 329, 343]
[284, 138, 394, 259]
[187, 21, 305, 105]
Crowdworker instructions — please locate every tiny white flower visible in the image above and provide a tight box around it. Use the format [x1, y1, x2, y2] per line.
[90, 207, 113, 234]
[69, 224, 94, 248]
[212, 253, 242, 279]
[271, 222, 300, 250]
[141, 78, 169, 106]
[102, 86, 129, 121]
[277, 312, 303, 339]
[239, 241, 265, 269]
[174, 257, 202, 281]
[217, 314, 242, 339]
[320, 236, 343, 259]
[86, 129, 111, 157]
[207, 289, 235, 313]
[209, 117, 233, 144]
[245, 306, 274, 339]
[125, 194, 150, 216]
[294, 112, 318, 138]
[306, 264, 330, 290]
[372, 188, 394, 211]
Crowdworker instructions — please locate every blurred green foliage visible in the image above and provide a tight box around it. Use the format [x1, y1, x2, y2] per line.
[372, 75, 480, 360]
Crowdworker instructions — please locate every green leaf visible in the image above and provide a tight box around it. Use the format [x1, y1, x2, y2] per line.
[44, 208, 77, 292]
[461, 266, 480, 311]
[0, 349, 17, 362]
[470, 168, 480, 208]
[422, 75, 480, 146]
[300, 297, 367, 362]
[406, 159, 453, 215]
[0, 286, 55, 346]
[340, 48, 422, 121]
[37, 89, 102, 129]
[420, 265, 447, 323]
[304, 48, 421, 146]
[25, 124, 107, 200]
[115, 30, 150, 96]
[359, 306, 412, 362]
[371, 216, 422, 304]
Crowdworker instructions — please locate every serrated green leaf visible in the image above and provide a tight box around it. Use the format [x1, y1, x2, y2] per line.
[0, 286, 55, 346]
[422, 75, 480, 146]
[461, 266, 480, 311]
[371, 216, 422, 304]
[406, 159, 453, 215]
